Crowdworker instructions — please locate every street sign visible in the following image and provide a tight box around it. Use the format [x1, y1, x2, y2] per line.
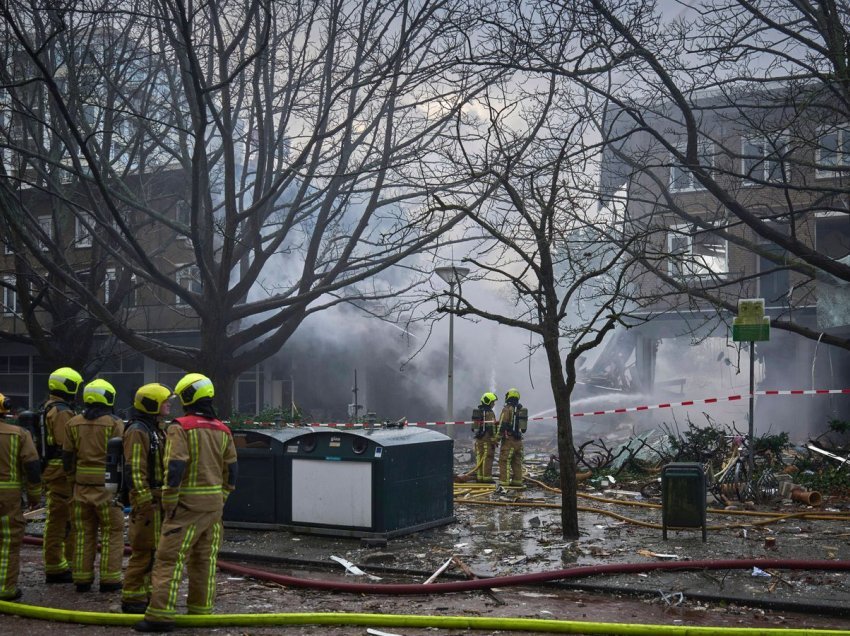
[732, 298, 770, 342]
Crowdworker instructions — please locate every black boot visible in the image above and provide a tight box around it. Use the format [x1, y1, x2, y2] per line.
[134, 619, 175, 633]
[75, 582, 92, 593]
[99, 581, 122, 593]
[45, 570, 73, 584]
[122, 601, 148, 614]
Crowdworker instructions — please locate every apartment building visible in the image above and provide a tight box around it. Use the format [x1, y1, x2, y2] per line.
[599, 86, 850, 433]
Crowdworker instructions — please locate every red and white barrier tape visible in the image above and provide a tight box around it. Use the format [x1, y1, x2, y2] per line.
[230, 387, 850, 429]
[565, 388, 850, 418]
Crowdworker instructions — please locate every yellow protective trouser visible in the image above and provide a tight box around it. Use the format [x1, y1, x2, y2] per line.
[43, 476, 74, 575]
[71, 499, 124, 585]
[123, 500, 162, 604]
[498, 437, 524, 486]
[0, 497, 24, 598]
[474, 431, 497, 481]
[145, 507, 222, 622]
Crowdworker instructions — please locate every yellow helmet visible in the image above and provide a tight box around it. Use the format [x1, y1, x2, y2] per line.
[48, 367, 83, 396]
[505, 388, 520, 401]
[83, 379, 116, 406]
[480, 392, 498, 407]
[174, 373, 214, 406]
[134, 383, 173, 415]
[0, 392, 10, 415]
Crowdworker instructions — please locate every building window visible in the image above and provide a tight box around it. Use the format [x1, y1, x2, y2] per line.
[36, 215, 52, 251]
[176, 264, 202, 304]
[667, 223, 728, 279]
[2, 276, 19, 316]
[105, 268, 136, 307]
[742, 135, 788, 184]
[175, 200, 192, 244]
[816, 126, 850, 178]
[669, 140, 713, 192]
[75, 216, 92, 248]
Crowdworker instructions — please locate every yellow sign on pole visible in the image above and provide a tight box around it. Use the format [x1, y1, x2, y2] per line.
[732, 298, 770, 342]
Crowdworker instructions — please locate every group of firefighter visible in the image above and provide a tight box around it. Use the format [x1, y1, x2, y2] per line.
[0, 366, 238, 633]
[471, 388, 528, 486]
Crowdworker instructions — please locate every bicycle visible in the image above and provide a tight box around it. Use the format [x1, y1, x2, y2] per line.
[710, 434, 781, 504]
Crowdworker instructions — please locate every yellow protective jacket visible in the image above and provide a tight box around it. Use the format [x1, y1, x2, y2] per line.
[161, 414, 237, 514]
[498, 402, 525, 440]
[62, 409, 124, 505]
[123, 412, 165, 506]
[41, 397, 75, 481]
[0, 418, 41, 505]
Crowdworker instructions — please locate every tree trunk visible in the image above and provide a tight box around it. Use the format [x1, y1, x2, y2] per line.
[211, 369, 237, 420]
[541, 330, 580, 539]
[554, 379, 579, 540]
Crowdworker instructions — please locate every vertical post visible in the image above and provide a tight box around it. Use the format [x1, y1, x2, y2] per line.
[748, 341, 755, 495]
[447, 281, 455, 438]
[352, 369, 360, 422]
[434, 265, 468, 439]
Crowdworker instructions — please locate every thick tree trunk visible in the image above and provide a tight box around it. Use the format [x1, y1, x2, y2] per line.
[541, 329, 580, 539]
[211, 370, 237, 419]
[553, 380, 579, 539]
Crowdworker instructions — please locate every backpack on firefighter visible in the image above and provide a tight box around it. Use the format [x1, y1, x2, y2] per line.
[500, 404, 529, 439]
[472, 392, 498, 438]
[118, 418, 163, 507]
[106, 436, 127, 505]
[16, 401, 73, 469]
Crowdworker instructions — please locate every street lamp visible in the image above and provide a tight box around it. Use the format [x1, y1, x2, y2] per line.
[435, 265, 469, 436]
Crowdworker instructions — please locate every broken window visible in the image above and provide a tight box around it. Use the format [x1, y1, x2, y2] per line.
[667, 223, 728, 279]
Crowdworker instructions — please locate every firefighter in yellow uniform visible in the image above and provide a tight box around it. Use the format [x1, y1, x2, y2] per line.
[42, 366, 82, 584]
[0, 393, 42, 600]
[497, 388, 527, 487]
[136, 373, 237, 633]
[122, 383, 171, 614]
[472, 392, 499, 483]
[62, 379, 125, 593]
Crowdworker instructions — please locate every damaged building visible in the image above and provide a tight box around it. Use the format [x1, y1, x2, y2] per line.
[596, 83, 850, 437]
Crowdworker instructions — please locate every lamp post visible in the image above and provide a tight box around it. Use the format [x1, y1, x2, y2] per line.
[435, 265, 469, 437]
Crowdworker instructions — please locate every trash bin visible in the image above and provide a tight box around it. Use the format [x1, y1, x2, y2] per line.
[287, 427, 454, 539]
[661, 462, 707, 542]
[223, 428, 310, 527]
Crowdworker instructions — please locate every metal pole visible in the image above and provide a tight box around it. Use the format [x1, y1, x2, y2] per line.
[447, 281, 455, 438]
[748, 341, 755, 495]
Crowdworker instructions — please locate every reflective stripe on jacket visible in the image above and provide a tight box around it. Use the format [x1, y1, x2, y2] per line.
[161, 414, 237, 513]
[0, 419, 41, 501]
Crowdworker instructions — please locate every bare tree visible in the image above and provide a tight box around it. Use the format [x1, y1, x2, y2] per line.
[428, 69, 651, 538]
[1, 0, 499, 413]
[0, 2, 157, 378]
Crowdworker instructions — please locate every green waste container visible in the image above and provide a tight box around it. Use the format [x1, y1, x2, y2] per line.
[661, 462, 707, 542]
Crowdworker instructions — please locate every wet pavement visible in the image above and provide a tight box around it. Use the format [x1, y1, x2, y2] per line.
[6, 438, 850, 634]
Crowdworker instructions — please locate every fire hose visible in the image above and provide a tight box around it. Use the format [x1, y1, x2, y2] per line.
[5, 536, 850, 633]
[1, 599, 849, 635]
